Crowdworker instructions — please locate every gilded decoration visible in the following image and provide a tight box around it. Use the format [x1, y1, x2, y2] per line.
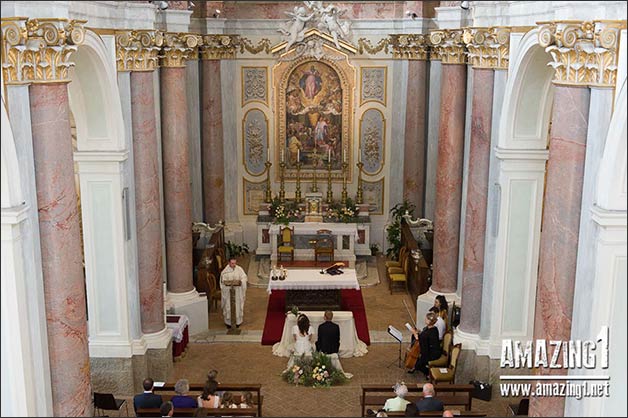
[463, 27, 510, 69]
[538, 20, 625, 87]
[430, 29, 467, 64]
[357, 37, 390, 55]
[273, 49, 355, 182]
[242, 66, 268, 106]
[115, 30, 163, 72]
[360, 66, 386, 105]
[1, 17, 86, 84]
[243, 178, 267, 215]
[389, 34, 429, 60]
[362, 177, 385, 215]
[161, 32, 201, 67]
[242, 109, 269, 176]
[359, 108, 385, 176]
[200, 34, 238, 60]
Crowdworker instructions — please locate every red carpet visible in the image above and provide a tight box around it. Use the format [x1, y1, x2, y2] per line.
[261, 289, 371, 346]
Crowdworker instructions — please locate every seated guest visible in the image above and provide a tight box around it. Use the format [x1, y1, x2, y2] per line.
[416, 383, 444, 412]
[171, 379, 198, 408]
[160, 401, 174, 417]
[405, 403, 418, 417]
[383, 382, 411, 412]
[221, 391, 237, 408]
[239, 391, 254, 408]
[198, 380, 221, 408]
[429, 306, 446, 341]
[315, 310, 340, 355]
[133, 377, 163, 412]
[434, 295, 449, 330]
[409, 313, 442, 378]
[443, 411, 454, 417]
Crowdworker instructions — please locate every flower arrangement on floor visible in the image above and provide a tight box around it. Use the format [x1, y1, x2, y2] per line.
[325, 198, 360, 223]
[268, 196, 302, 225]
[282, 352, 348, 388]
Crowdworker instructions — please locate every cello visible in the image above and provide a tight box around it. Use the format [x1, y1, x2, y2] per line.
[403, 300, 421, 370]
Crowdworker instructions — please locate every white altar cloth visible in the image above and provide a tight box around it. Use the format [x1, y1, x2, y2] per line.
[267, 269, 360, 294]
[268, 222, 358, 236]
[272, 311, 368, 358]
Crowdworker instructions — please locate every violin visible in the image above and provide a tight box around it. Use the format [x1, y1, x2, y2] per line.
[402, 300, 421, 370]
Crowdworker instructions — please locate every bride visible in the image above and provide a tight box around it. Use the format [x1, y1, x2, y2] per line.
[293, 314, 314, 356]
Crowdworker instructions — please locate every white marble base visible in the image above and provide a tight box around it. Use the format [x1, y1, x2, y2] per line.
[415, 287, 461, 325]
[142, 327, 172, 351]
[166, 290, 209, 336]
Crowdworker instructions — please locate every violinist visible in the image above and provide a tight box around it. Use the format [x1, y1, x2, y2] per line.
[407, 313, 441, 379]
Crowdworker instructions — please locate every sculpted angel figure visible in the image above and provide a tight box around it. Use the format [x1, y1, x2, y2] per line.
[318, 5, 351, 49]
[278, 6, 314, 52]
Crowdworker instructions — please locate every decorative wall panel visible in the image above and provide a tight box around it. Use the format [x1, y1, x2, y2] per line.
[242, 66, 268, 106]
[360, 66, 387, 105]
[243, 178, 267, 215]
[242, 109, 269, 176]
[359, 108, 386, 175]
[362, 178, 385, 215]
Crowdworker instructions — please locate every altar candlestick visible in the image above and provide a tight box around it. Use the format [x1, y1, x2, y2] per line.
[297, 148, 300, 162]
[281, 148, 284, 162]
[343, 149, 346, 163]
[267, 148, 270, 161]
[328, 148, 331, 161]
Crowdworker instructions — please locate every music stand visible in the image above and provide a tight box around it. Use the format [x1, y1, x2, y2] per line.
[387, 325, 403, 368]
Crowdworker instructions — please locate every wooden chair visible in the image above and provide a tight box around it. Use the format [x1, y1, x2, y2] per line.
[428, 331, 453, 367]
[93, 392, 128, 417]
[385, 246, 407, 268]
[430, 343, 461, 384]
[278, 226, 295, 261]
[388, 254, 409, 294]
[314, 229, 334, 262]
[196, 268, 221, 311]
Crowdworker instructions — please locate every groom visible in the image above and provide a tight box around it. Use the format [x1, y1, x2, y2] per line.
[316, 310, 340, 355]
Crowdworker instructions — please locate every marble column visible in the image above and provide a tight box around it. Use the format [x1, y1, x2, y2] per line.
[459, 69, 494, 333]
[160, 66, 194, 293]
[403, 60, 428, 215]
[29, 82, 92, 416]
[201, 59, 225, 224]
[432, 63, 467, 293]
[131, 71, 166, 333]
[530, 86, 590, 417]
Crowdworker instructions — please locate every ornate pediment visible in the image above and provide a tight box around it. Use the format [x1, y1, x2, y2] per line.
[272, 28, 356, 59]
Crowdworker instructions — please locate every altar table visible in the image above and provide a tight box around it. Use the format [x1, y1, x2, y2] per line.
[166, 314, 189, 361]
[266, 268, 359, 293]
[272, 310, 368, 358]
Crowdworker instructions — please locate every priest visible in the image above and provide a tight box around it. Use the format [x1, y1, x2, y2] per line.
[220, 257, 248, 328]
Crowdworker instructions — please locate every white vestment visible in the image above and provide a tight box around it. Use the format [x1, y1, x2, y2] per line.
[220, 264, 248, 326]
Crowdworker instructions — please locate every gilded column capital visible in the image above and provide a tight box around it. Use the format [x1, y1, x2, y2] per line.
[1, 17, 86, 84]
[463, 27, 511, 70]
[200, 34, 240, 60]
[429, 29, 466, 64]
[538, 20, 626, 88]
[389, 34, 429, 60]
[160, 32, 202, 68]
[115, 30, 163, 72]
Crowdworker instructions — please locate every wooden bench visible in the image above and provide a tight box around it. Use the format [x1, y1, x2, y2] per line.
[360, 384, 475, 417]
[152, 383, 263, 417]
[136, 407, 259, 417]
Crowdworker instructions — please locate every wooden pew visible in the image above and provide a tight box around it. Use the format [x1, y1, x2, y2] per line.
[360, 384, 475, 417]
[136, 407, 259, 417]
[386, 411, 486, 417]
[153, 383, 263, 417]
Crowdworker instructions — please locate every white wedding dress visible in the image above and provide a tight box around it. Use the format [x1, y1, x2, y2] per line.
[292, 325, 314, 355]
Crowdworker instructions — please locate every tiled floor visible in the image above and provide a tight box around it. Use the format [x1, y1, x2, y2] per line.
[169, 255, 511, 417]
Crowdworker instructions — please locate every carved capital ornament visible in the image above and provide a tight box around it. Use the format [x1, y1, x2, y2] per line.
[463, 27, 510, 69]
[160, 32, 202, 67]
[200, 34, 240, 60]
[115, 30, 163, 72]
[1, 17, 86, 84]
[429, 29, 467, 64]
[538, 20, 625, 87]
[389, 34, 429, 60]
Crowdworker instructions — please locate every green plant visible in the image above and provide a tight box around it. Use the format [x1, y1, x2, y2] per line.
[281, 352, 348, 387]
[290, 305, 299, 316]
[225, 241, 250, 259]
[370, 243, 380, 255]
[268, 196, 301, 225]
[385, 200, 416, 260]
[325, 198, 359, 223]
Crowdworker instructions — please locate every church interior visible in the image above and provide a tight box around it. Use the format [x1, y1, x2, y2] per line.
[1, 1, 626, 417]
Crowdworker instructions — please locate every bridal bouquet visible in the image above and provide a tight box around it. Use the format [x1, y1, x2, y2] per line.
[281, 352, 347, 388]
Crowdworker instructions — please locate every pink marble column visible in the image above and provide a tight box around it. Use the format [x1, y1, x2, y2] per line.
[29, 83, 92, 416]
[459, 69, 494, 333]
[530, 86, 590, 417]
[160, 67, 194, 293]
[131, 71, 165, 332]
[201, 59, 225, 224]
[403, 60, 428, 214]
[431, 64, 467, 293]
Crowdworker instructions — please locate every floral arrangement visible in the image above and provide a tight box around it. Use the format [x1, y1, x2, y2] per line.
[290, 305, 299, 316]
[281, 352, 348, 388]
[268, 196, 301, 225]
[325, 198, 360, 223]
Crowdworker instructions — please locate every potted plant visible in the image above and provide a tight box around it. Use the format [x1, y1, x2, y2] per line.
[225, 240, 250, 260]
[370, 243, 380, 256]
[385, 200, 416, 260]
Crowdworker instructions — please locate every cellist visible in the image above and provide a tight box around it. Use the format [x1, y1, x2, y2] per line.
[407, 313, 442, 379]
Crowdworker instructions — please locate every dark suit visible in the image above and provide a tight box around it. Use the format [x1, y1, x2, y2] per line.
[414, 326, 441, 375]
[133, 392, 163, 412]
[316, 320, 340, 354]
[416, 396, 444, 412]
